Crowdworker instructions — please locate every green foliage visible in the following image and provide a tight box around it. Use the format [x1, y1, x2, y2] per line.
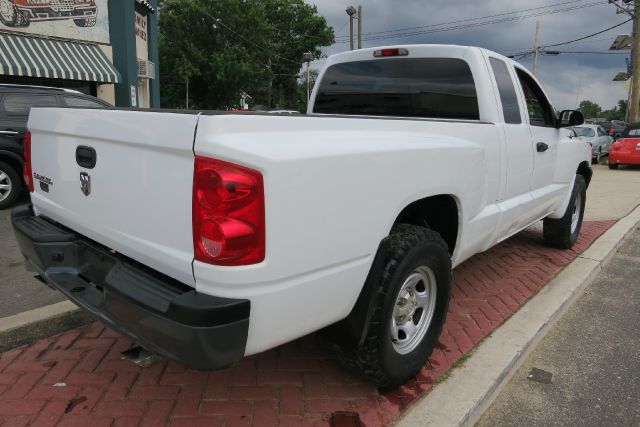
[577, 99, 627, 121]
[159, 0, 334, 110]
[577, 100, 602, 120]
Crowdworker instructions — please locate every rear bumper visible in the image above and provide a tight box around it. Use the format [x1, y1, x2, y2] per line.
[11, 205, 250, 370]
[610, 150, 640, 165]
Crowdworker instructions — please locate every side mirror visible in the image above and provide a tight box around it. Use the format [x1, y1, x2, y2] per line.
[557, 110, 584, 128]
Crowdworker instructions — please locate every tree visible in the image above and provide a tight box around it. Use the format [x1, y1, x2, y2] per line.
[577, 100, 602, 119]
[159, 0, 334, 110]
[600, 99, 627, 121]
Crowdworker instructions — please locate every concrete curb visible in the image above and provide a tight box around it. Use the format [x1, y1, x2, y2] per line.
[0, 301, 92, 352]
[395, 205, 640, 427]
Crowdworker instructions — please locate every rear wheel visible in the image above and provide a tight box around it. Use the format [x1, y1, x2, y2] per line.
[592, 150, 601, 165]
[609, 162, 619, 170]
[337, 224, 452, 390]
[543, 175, 586, 249]
[0, 160, 21, 209]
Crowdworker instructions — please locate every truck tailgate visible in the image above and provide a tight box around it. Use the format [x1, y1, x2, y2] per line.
[27, 108, 199, 286]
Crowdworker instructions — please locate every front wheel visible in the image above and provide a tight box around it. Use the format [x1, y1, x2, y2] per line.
[609, 162, 619, 170]
[543, 175, 586, 249]
[74, 17, 96, 27]
[592, 150, 601, 165]
[337, 224, 452, 390]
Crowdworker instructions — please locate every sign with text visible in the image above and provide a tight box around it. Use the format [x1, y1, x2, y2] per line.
[0, 0, 110, 44]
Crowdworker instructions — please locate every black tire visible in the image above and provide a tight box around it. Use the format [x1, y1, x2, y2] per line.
[0, 160, 22, 209]
[337, 224, 452, 390]
[543, 175, 586, 249]
[609, 162, 619, 170]
[592, 150, 601, 165]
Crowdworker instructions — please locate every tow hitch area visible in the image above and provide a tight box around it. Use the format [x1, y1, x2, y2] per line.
[121, 345, 162, 368]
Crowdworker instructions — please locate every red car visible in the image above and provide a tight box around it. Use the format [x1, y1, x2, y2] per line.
[609, 123, 640, 169]
[0, 0, 97, 28]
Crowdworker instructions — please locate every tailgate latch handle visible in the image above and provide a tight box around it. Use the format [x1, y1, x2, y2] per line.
[76, 146, 97, 169]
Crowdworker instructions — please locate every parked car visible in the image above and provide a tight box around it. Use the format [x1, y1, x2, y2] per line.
[571, 124, 613, 164]
[595, 120, 625, 140]
[609, 123, 640, 169]
[0, 84, 111, 208]
[0, 0, 98, 28]
[14, 45, 591, 389]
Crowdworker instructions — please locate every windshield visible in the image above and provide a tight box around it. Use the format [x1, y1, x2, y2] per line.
[573, 127, 595, 137]
[313, 58, 479, 120]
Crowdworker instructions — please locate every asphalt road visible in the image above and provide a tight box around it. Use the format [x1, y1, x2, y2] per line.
[476, 226, 640, 427]
[0, 198, 64, 318]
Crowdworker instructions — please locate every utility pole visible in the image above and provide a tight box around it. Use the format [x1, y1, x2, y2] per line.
[346, 6, 356, 50]
[302, 52, 313, 105]
[532, 20, 541, 76]
[358, 6, 363, 49]
[631, 5, 640, 122]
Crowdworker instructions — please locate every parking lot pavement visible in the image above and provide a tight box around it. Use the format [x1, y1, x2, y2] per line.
[0, 203, 65, 319]
[0, 220, 613, 426]
[476, 226, 640, 427]
[585, 164, 640, 221]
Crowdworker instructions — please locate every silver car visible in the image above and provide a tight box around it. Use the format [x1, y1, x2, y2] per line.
[572, 124, 614, 164]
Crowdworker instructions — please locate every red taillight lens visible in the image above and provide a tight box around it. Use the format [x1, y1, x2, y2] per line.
[193, 156, 265, 266]
[609, 128, 615, 134]
[611, 141, 622, 151]
[373, 48, 409, 57]
[23, 131, 34, 193]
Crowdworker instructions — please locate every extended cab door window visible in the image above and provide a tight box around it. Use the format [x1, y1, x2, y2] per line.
[489, 57, 521, 124]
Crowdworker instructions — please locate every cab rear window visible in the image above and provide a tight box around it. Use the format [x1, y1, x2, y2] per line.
[313, 58, 479, 120]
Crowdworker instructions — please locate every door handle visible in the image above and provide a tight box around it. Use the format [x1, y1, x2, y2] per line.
[76, 146, 97, 169]
[0, 130, 18, 136]
[536, 142, 549, 153]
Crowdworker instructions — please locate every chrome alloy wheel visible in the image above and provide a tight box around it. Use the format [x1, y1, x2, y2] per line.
[571, 192, 582, 234]
[0, 0, 13, 23]
[391, 265, 438, 355]
[0, 168, 12, 202]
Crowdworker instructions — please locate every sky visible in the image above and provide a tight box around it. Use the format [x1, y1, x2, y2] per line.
[308, 0, 633, 111]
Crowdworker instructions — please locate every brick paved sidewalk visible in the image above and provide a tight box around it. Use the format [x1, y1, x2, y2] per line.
[0, 221, 614, 427]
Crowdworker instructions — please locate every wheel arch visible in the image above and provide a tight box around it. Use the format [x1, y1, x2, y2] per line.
[323, 194, 461, 350]
[576, 161, 592, 188]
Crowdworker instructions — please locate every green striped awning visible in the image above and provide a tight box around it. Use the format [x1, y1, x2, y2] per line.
[0, 32, 121, 84]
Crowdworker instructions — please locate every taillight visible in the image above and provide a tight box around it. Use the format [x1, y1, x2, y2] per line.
[373, 48, 409, 57]
[609, 128, 615, 134]
[23, 131, 34, 192]
[611, 141, 622, 151]
[192, 156, 265, 266]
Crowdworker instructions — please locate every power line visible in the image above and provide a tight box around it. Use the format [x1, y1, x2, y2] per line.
[544, 18, 631, 47]
[334, 1, 608, 44]
[335, 0, 587, 41]
[507, 19, 631, 59]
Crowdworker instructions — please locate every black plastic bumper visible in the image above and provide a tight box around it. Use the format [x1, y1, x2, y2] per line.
[11, 205, 250, 370]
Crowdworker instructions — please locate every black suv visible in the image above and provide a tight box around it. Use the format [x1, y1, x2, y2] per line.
[0, 84, 111, 209]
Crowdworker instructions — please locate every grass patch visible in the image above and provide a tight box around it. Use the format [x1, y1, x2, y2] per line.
[434, 351, 474, 385]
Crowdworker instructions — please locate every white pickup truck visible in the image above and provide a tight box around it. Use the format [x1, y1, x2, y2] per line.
[13, 45, 591, 389]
